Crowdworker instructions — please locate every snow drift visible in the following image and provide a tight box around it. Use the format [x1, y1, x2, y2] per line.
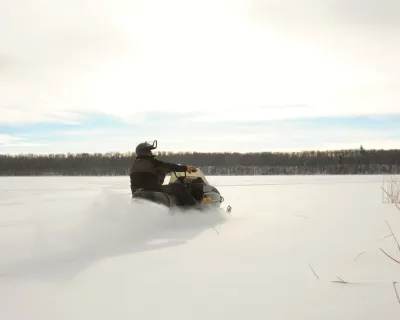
[0, 189, 229, 282]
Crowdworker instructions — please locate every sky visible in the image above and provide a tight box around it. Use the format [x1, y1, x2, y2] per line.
[1, 0, 400, 154]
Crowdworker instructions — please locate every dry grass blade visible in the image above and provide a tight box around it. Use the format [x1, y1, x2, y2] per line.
[354, 252, 365, 262]
[381, 186, 400, 211]
[208, 224, 220, 235]
[333, 276, 348, 284]
[308, 264, 319, 279]
[394, 282, 400, 304]
[378, 234, 394, 241]
[385, 220, 400, 252]
[390, 177, 400, 201]
[380, 248, 400, 265]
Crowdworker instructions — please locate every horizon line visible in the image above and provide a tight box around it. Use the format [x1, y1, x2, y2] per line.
[1, 146, 400, 156]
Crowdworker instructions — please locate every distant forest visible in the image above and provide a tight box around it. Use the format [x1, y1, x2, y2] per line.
[1, 146, 400, 176]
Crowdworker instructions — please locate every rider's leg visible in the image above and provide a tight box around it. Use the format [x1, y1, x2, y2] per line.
[161, 184, 197, 206]
[190, 182, 204, 201]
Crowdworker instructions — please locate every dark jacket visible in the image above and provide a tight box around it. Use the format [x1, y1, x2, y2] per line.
[129, 155, 188, 193]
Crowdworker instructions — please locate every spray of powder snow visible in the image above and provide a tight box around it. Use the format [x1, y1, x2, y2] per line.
[0, 190, 229, 282]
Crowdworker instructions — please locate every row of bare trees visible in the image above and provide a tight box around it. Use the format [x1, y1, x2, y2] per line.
[0, 146, 399, 176]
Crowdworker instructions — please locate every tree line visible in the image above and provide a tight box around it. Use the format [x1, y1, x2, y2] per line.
[0, 146, 400, 176]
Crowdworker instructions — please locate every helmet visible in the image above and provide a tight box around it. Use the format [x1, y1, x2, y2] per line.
[135, 140, 157, 156]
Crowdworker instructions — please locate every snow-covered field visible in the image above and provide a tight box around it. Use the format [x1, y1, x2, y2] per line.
[1, 175, 400, 320]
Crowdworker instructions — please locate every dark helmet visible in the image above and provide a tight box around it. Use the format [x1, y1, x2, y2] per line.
[135, 140, 158, 156]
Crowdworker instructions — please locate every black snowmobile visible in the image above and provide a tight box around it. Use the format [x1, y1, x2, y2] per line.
[131, 168, 231, 212]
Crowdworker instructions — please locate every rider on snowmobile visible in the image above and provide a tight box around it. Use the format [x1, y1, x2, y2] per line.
[130, 140, 198, 206]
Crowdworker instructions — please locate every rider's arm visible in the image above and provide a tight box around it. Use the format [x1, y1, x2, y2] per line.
[154, 159, 188, 173]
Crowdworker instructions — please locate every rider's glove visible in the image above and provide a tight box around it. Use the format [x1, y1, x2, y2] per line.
[186, 166, 198, 173]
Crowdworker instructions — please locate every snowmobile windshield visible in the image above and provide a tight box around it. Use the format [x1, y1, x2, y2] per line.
[169, 168, 210, 185]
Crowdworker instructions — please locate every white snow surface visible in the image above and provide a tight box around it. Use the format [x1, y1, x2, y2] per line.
[1, 175, 400, 319]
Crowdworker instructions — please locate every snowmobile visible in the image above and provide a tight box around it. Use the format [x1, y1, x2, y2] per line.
[131, 168, 232, 213]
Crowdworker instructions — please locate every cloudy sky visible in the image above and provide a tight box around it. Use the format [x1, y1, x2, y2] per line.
[1, 0, 399, 154]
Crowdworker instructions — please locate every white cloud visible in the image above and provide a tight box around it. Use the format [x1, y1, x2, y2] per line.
[2, 122, 399, 154]
[0, 134, 47, 148]
[0, 0, 399, 125]
[0, 134, 23, 145]
[0, 0, 400, 122]
[0, 107, 86, 125]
